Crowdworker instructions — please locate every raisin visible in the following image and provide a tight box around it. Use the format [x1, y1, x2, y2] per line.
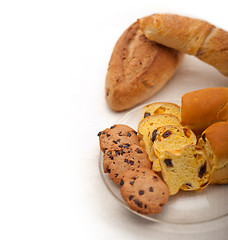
[139, 190, 144, 195]
[202, 133, 206, 142]
[151, 129, 157, 142]
[183, 128, 191, 138]
[115, 174, 118, 177]
[199, 163, 207, 178]
[144, 112, 151, 118]
[162, 130, 171, 138]
[164, 158, 173, 167]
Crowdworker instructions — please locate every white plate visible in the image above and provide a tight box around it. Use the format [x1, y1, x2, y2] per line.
[99, 101, 228, 224]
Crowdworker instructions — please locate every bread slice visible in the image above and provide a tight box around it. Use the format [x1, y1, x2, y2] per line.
[153, 125, 197, 157]
[159, 145, 210, 195]
[198, 122, 228, 184]
[137, 114, 181, 164]
[142, 102, 181, 120]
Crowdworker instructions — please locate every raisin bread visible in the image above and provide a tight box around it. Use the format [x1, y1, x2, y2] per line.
[138, 114, 181, 164]
[159, 145, 210, 195]
[198, 122, 228, 184]
[142, 102, 181, 120]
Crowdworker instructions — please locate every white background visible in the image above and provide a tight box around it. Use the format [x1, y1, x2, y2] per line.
[0, 0, 228, 239]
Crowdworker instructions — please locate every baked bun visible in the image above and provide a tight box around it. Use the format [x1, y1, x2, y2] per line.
[138, 13, 228, 77]
[181, 87, 228, 135]
[141, 102, 181, 120]
[198, 122, 228, 184]
[105, 22, 183, 111]
[159, 145, 210, 195]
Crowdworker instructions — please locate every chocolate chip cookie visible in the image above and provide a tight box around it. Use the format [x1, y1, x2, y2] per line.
[120, 168, 169, 214]
[103, 144, 151, 185]
[98, 124, 140, 153]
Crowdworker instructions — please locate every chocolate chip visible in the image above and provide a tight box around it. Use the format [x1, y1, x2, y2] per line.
[129, 160, 134, 165]
[115, 150, 121, 156]
[199, 163, 207, 178]
[127, 132, 131, 137]
[137, 149, 143, 154]
[139, 190, 144, 195]
[164, 158, 173, 167]
[149, 187, 153, 192]
[153, 176, 158, 181]
[130, 181, 134, 185]
[134, 131, 137, 135]
[110, 125, 115, 129]
[123, 143, 130, 149]
[162, 130, 171, 138]
[118, 132, 122, 136]
[115, 174, 118, 177]
[133, 199, 142, 208]
[124, 159, 129, 164]
[129, 195, 134, 201]
[144, 112, 151, 118]
[113, 140, 118, 144]
[97, 131, 102, 136]
[107, 168, 111, 173]
[151, 129, 157, 142]
[120, 179, 124, 186]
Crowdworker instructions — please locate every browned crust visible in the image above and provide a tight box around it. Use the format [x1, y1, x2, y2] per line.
[105, 21, 183, 111]
[203, 122, 228, 159]
[139, 13, 228, 77]
[181, 87, 228, 134]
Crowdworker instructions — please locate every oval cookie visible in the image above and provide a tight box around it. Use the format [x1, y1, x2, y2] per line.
[98, 124, 139, 153]
[120, 168, 169, 214]
[103, 144, 151, 185]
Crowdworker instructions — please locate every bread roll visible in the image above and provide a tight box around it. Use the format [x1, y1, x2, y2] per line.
[198, 122, 228, 184]
[138, 13, 228, 77]
[181, 87, 228, 135]
[105, 22, 183, 111]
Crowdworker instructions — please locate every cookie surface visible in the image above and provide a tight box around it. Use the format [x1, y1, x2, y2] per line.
[98, 124, 140, 152]
[120, 168, 169, 214]
[103, 144, 151, 185]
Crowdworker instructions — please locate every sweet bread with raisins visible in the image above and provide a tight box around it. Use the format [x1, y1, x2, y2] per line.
[142, 102, 181, 120]
[159, 145, 210, 195]
[198, 122, 228, 184]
